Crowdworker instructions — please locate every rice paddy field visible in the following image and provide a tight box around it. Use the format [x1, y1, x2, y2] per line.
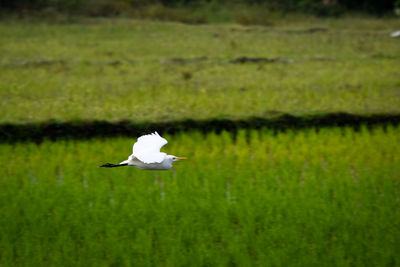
[1, 15, 400, 266]
[0, 126, 399, 266]
[0, 18, 400, 123]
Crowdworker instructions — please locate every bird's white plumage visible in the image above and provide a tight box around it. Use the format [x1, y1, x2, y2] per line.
[131, 132, 168, 164]
[101, 131, 185, 170]
[391, 30, 400, 38]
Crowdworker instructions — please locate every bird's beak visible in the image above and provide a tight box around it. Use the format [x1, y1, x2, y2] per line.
[176, 157, 187, 160]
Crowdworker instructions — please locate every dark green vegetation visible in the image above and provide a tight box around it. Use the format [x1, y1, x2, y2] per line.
[1, 19, 400, 124]
[1, 113, 400, 143]
[1, 0, 398, 19]
[0, 126, 399, 266]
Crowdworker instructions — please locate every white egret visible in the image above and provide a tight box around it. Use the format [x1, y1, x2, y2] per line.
[391, 30, 400, 38]
[100, 131, 186, 170]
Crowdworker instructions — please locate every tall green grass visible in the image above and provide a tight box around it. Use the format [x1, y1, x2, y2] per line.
[0, 126, 399, 266]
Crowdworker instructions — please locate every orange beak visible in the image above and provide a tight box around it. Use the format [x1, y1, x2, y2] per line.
[176, 157, 187, 160]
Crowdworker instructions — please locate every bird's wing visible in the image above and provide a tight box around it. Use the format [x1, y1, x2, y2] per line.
[132, 132, 168, 164]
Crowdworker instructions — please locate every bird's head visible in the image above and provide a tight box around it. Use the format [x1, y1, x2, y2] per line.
[168, 155, 187, 162]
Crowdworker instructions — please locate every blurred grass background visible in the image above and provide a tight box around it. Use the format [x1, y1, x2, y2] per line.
[1, 1, 400, 266]
[1, 18, 399, 123]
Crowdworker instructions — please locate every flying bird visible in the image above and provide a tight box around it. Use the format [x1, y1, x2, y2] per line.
[100, 132, 186, 170]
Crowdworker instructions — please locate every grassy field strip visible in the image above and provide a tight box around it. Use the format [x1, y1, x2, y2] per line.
[1, 18, 399, 123]
[0, 126, 399, 266]
[1, 59, 399, 123]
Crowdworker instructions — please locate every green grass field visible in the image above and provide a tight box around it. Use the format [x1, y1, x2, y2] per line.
[1, 16, 399, 266]
[0, 126, 399, 266]
[1, 18, 400, 123]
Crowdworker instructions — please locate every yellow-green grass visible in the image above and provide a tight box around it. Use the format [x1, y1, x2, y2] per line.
[0, 18, 399, 123]
[0, 126, 399, 266]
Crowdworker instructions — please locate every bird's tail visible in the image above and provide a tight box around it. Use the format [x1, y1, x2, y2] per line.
[100, 163, 128, 168]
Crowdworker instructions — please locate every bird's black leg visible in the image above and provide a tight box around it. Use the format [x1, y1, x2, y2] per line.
[100, 163, 128, 168]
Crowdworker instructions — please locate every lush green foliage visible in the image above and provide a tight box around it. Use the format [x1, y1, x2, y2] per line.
[1, 18, 399, 123]
[0, 126, 399, 266]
